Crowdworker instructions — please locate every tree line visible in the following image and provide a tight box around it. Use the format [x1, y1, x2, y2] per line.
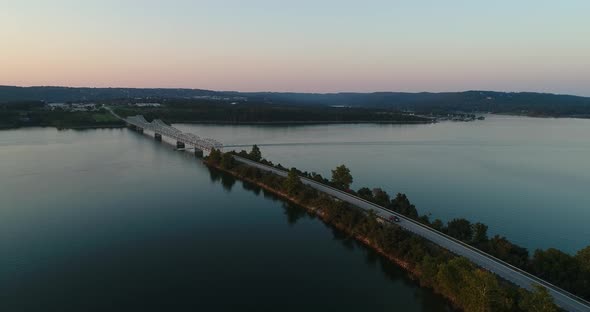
[0, 102, 124, 128]
[113, 101, 430, 124]
[206, 146, 567, 312]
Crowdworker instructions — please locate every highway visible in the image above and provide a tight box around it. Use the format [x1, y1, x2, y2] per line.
[234, 156, 590, 312]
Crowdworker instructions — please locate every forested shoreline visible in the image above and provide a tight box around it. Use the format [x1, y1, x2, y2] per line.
[113, 102, 430, 124]
[203, 146, 580, 312]
[0, 101, 125, 129]
[0, 100, 429, 129]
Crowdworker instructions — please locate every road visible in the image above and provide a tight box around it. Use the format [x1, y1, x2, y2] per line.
[104, 106, 122, 119]
[234, 156, 590, 312]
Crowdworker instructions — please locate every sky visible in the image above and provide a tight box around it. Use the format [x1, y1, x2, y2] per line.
[1, 0, 589, 96]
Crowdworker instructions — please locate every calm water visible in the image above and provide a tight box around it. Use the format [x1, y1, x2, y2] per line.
[0, 127, 451, 311]
[176, 115, 590, 253]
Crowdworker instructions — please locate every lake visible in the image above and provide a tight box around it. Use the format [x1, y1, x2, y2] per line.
[0, 127, 451, 311]
[2, 115, 589, 311]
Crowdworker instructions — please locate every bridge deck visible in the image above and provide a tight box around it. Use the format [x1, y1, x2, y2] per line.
[125, 115, 222, 152]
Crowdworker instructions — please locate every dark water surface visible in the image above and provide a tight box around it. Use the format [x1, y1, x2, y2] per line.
[0, 127, 451, 311]
[177, 115, 590, 253]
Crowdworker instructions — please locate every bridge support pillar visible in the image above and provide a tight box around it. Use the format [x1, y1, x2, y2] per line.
[137, 127, 143, 134]
[154, 133, 162, 141]
[194, 148, 204, 158]
[176, 141, 185, 149]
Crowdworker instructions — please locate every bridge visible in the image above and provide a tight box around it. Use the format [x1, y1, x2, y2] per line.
[124, 115, 223, 154]
[106, 107, 590, 312]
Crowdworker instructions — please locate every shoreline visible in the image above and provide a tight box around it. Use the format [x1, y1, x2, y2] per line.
[54, 124, 126, 130]
[172, 120, 434, 125]
[4, 114, 589, 131]
[0, 124, 126, 130]
[492, 112, 590, 119]
[0, 120, 433, 131]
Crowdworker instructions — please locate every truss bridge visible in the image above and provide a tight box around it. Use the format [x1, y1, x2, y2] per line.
[125, 115, 223, 153]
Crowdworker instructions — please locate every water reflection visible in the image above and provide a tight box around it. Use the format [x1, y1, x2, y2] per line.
[241, 179, 262, 196]
[220, 173, 236, 191]
[208, 166, 223, 183]
[207, 166, 237, 191]
[282, 203, 308, 226]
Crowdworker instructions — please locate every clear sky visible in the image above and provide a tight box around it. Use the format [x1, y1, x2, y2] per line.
[1, 0, 589, 95]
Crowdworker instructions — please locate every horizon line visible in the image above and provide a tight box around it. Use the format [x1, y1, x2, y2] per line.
[1, 84, 587, 98]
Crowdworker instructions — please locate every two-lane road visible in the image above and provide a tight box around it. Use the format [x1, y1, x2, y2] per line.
[234, 156, 590, 312]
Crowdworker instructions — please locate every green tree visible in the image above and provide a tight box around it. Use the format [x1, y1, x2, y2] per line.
[331, 164, 353, 189]
[485, 235, 529, 268]
[283, 168, 303, 195]
[431, 219, 444, 231]
[462, 269, 511, 312]
[358, 210, 379, 238]
[418, 255, 439, 287]
[531, 248, 580, 291]
[436, 257, 469, 301]
[208, 148, 222, 164]
[576, 246, 590, 272]
[447, 218, 473, 242]
[518, 285, 558, 312]
[249, 144, 262, 161]
[471, 222, 489, 245]
[220, 152, 235, 169]
[357, 187, 373, 200]
[390, 193, 418, 219]
[436, 257, 511, 312]
[372, 188, 390, 206]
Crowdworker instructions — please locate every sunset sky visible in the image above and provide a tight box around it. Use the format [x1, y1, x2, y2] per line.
[1, 0, 589, 96]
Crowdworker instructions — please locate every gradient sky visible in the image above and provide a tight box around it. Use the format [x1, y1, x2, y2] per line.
[1, 0, 589, 95]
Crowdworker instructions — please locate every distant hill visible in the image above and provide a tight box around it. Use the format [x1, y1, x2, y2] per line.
[242, 91, 590, 116]
[2, 86, 590, 117]
[0, 86, 218, 103]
